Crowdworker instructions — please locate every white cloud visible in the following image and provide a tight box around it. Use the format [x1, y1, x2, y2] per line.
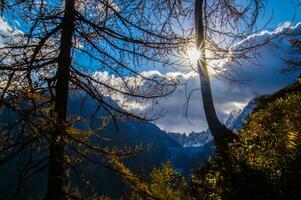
[1, 14, 300, 134]
[92, 22, 301, 133]
[91, 70, 178, 116]
[0, 18, 13, 47]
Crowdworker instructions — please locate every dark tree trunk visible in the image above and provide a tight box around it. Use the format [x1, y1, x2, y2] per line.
[195, 0, 237, 154]
[46, 0, 75, 199]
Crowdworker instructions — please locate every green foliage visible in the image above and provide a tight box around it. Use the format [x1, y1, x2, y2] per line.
[189, 82, 301, 200]
[188, 158, 230, 200]
[130, 162, 186, 200]
[232, 91, 301, 187]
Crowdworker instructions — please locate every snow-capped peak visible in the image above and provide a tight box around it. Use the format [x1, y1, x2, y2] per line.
[168, 99, 258, 148]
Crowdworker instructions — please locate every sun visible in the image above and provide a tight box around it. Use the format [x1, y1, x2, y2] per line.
[187, 47, 201, 63]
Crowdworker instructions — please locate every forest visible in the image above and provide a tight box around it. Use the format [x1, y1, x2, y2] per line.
[0, 0, 300, 199]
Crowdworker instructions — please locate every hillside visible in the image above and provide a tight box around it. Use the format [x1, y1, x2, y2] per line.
[0, 95, 212, 199]
[188, 79, 301, 200]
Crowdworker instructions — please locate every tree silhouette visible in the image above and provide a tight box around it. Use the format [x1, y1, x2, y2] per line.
[194, 0, 265, 154]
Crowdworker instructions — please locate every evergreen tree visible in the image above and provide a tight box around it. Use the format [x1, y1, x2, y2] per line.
[129, 162, 186, 200]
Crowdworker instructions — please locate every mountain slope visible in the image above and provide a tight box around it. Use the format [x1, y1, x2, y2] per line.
[0, 95, 211, 199]
[189, 80, 301, 200]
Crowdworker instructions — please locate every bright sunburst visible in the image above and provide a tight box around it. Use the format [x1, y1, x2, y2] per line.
[187, 47, 201, 63]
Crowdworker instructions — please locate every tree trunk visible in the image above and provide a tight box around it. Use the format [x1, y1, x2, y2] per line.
[195, 0, 237, 154]
[46, 0, 75, 199]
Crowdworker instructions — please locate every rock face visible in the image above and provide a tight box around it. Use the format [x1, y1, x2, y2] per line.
[168, 99, 258, 147]
[223, 99, 258, 133]
[167, 130, 213, 148]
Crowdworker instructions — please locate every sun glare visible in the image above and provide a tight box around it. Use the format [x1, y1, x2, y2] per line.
[187, 47, 201, 63]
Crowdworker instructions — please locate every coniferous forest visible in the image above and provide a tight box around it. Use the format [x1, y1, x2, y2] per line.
[0, 0, 300, 199]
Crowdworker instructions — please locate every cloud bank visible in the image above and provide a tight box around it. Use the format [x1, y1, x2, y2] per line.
[92, 22, 301, 133]
[157, 22, 301, 133]
[1, 16, 300, 133]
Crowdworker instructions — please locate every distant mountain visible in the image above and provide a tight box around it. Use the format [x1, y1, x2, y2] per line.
[223, 99, 258, 133]
[167, 99, 258, 148]
[0, 93, 260, 198]
[0, 94, 213, 199]
[167, 130, 212, 148]
[68, 95, 213, 188]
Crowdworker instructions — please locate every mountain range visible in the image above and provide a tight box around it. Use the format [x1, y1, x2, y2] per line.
[0, 95, 257, 198]
[167, 99, 258, 148]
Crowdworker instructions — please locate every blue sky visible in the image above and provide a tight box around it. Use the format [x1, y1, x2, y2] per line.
[151, 21, 301, 133]
[150, 0, 301, 133]
[262, 0, 301, 29]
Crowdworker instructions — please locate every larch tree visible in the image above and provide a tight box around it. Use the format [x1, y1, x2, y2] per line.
[194, 0, 265, 154]
[108, 1, 269, 197]
[0, 0, 191, 199]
